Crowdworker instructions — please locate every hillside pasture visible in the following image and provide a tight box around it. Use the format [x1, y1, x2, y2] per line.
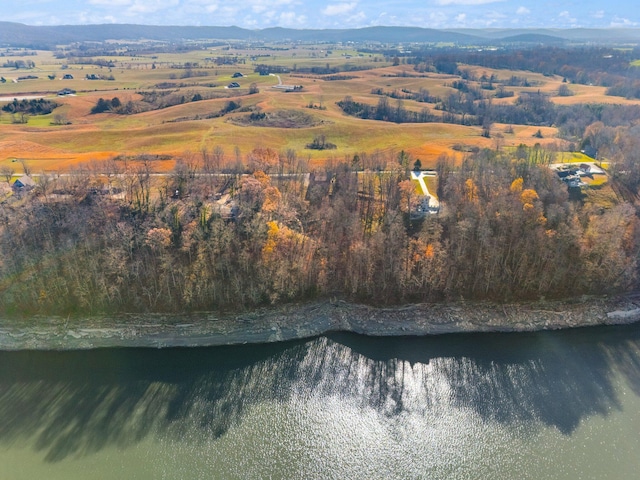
[2, 44, 640, 172]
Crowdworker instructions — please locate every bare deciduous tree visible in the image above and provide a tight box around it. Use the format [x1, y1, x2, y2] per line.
[19, 160, 31, 176]
[1, 165, 14, 184]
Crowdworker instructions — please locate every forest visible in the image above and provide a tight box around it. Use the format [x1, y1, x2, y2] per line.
[407, 46, 640, 99]
[1, 137, 639, 317]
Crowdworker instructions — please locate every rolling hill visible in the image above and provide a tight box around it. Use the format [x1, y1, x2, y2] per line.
[2, 22, 640, 48]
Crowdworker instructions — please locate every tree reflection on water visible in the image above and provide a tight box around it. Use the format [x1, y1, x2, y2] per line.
[0, 323, 639, 462]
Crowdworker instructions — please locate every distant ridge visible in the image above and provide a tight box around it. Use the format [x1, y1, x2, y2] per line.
[0, 22, 76, 48]
[450, 27, 640, 44]
[1, 22, 640, 48]
[0, 23, 487, 47]
[256, 26, 482, 44]
[496, 33, 566, 44]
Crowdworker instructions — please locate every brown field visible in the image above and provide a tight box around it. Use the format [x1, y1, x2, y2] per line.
[1, 45, 639, 173]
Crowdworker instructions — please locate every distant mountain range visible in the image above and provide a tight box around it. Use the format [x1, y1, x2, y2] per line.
[2, 22, 640, 48]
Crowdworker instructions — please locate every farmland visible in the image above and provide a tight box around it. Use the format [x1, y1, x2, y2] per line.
[2, 41, 638, 174]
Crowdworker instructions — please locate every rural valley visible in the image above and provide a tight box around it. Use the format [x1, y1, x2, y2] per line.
[2, 16, 640, 480]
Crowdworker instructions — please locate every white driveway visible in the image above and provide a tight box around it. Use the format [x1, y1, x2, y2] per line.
[411, 171, 440, 208]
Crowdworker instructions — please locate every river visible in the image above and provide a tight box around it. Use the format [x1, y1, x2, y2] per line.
[1, 323, 640, 479]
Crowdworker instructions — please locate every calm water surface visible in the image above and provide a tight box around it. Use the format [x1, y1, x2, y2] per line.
[1, 324, 640, 479]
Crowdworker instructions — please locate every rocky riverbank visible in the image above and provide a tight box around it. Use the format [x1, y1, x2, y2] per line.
[1, 295, 640, 350]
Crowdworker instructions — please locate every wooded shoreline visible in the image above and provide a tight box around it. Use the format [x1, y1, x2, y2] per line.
[2, 295, 639, 350]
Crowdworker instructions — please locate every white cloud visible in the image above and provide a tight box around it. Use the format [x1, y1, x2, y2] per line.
[242, 16, 259, 27]
[5, 0, 635, 29]
[177, 0, 219, 17]
[259, 9, 277, 21]
[370, 11, 399, 26]
[610, 16, 638, 27]
[322, 2, 358, 16]
[279, 11, 296, 24]
[558, 10, 577, 24]
[426, 11, 448, 27]
[348, 11, 367, 23]
[279, 11, 307, 27]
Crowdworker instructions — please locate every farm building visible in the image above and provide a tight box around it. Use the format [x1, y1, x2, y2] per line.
[12, 175, 35, 190]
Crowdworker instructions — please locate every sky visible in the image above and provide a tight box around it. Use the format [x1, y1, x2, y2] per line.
[3, 0, 638, 30]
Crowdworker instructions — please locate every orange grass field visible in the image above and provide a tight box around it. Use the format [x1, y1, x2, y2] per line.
[2, 46, 640, 172]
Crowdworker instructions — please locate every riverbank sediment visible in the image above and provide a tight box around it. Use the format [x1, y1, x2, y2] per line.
[1, 295, 640, 350]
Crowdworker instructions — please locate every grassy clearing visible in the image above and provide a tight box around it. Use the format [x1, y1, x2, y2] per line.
[412, 179, 423, 195]
[424, 176, 438, 199]
[556, 152, 596, 164]
[583, 175, 608, 187]
[583, 184, 619, 208]
[230, 109, 322, 128]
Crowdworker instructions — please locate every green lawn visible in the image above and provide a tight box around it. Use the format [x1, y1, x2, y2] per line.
[424, 176, 439, 200]
[555, 151, 596, 163]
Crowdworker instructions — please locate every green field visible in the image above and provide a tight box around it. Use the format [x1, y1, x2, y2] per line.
[556, 151, 597, 164]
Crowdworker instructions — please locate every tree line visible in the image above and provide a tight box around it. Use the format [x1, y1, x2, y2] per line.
[337, 95, 436, 123]
[90, 88, 256, 115]
[2, 98, 58, 115]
